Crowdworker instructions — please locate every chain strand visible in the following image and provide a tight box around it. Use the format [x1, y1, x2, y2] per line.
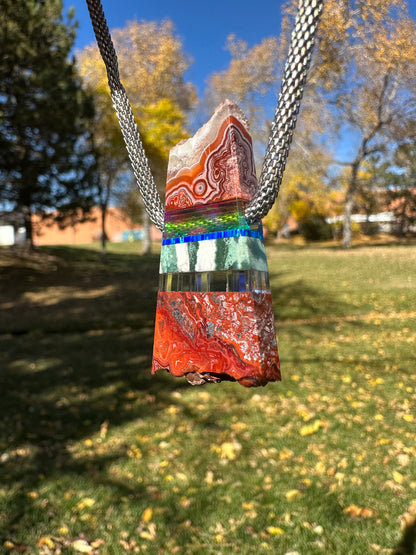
[85, 0, 324, 230]
[245, 0, 324, 223]
[85, 0, 165, 231]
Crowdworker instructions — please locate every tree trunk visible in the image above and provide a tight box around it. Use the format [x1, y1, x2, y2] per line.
[142, 208, 151, 254]
[343, 162, 359, 249]
[23, 206, 34, 249]
[100, 204, 107, 255]
[99, 177, 112, 256]
[343, 192, 354, 248]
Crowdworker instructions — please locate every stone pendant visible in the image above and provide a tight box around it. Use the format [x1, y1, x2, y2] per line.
[152, 100, 280, 387]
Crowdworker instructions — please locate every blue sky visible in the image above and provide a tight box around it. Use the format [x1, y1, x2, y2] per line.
[65, 0, 416, 163]
[66, 0, 416, 99]
[65, 0, 287, 96]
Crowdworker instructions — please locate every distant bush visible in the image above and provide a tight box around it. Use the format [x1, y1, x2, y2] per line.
[299, 214, 332, 241]
[361, 221, 379, 236]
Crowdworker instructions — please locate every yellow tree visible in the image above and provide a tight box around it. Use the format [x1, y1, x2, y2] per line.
[264, 134, 331, 237]
[205, 34, 280, 145]
[205, 24, 332, 235]
[78, 19, 196, 252]
[299, 0, 416, 247]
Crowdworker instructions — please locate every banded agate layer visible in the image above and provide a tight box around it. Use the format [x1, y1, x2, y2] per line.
[152, 100, 280, 387]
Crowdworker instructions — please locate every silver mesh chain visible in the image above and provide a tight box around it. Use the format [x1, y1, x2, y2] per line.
[85, 0, 324, 230]
[86, 0, 165, 231]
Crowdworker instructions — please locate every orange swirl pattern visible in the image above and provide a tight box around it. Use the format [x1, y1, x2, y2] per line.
[165, 116, 257, 212]
[152, 101, 280, 387]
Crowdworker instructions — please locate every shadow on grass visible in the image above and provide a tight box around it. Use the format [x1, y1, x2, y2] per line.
[0, 246, 161, 334]
[269, 269, 353, 325]
[393, 520, 416, 555]
[0, 245, 355, 542]
[0, 246, 188, 539]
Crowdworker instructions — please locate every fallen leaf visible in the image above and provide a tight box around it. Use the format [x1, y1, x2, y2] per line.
[76, 498, 95, 511]
[300, 420, 323, 436]
[141, 507, 153, 523]
[343, 504, 376, 518]
[267, 526, 285, 535]
[285, 489, 302, 502]
[393, 471, 404, 484]
[72, 539, 93, 553]
[90, 539, 105, 549]
[37, 537, 55, 549]
[140, 531, 154, 540]
[211, 441, 242, 460]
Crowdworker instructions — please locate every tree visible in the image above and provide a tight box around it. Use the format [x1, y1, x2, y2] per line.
[0, 0, 98, 247]
[206, 2, 416, 247]
[388, 139, 416, 236]
[205, 34, 279, 146]
[304, 0, 416, 247]
[204, 28, 331, 231]
[78, 20, 196, 253]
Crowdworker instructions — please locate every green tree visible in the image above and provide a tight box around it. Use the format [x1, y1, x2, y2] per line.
[0, 0, 98, 247]
[78, 20, 196, 253]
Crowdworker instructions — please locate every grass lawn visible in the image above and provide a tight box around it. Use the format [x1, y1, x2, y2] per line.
[0, 240, 415, 554]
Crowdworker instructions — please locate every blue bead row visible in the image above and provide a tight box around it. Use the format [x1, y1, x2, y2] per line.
[162, 227, 263, 246]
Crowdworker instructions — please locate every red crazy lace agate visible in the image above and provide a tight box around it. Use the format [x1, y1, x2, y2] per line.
[152, 100, 280, 387]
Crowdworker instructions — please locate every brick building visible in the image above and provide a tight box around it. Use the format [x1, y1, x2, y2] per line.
[32, 206, 162, 246]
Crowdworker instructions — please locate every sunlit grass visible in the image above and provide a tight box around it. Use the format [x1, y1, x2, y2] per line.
[0, 242, 415, 554]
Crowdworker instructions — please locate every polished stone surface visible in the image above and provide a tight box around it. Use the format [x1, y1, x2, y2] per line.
[152, 100, 280, 387]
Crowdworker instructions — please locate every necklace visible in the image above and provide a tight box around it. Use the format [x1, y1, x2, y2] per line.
[86, 0, 324, 386]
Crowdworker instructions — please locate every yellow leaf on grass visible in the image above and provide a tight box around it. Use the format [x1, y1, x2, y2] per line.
[141, 507, 153, 523]
[267, 526, 285, 535]
[127, 445, 143, 459]
[76, 498, 95, 511]
[393, 471, 404, 484]
[285, 489, 302, 502]
[37, 537, 55, 549]
[140, 531, 155, 541]
[300, 420, 323, 436]
[211, 441, 242, 460]
[72, 539, 93, 553]
[279, 448, 294, 460]
[315, 461, 326, 474]
[343, 504, 376, 518]
[90, 539, 105, 549]
[403, 414, 414, 422]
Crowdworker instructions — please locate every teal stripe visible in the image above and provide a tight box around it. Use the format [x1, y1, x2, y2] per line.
[160, 236, 268, 274]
